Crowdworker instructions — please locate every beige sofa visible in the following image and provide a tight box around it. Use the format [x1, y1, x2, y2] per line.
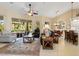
[0, 33, 16, 43]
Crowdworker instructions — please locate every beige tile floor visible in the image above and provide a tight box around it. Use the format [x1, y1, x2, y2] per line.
[40, 38, 79, 56]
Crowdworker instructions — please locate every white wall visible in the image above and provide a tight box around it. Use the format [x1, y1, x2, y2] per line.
[71, 17, 79, 32]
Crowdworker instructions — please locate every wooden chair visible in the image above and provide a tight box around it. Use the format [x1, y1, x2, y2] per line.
[65, 30, 78, 45]
[53, 33, 59, 43]
[42, 37, 53, 49]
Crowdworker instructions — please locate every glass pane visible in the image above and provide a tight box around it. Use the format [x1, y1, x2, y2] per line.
[28, 21, 32, 31]
[12, 18, 20, 32]
[12, 18, 32, 32]
[12, 18, 30, 32]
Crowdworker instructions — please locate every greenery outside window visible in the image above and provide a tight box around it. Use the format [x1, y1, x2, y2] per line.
[0, 16, 4, 32]
[12, 18, 32, 33]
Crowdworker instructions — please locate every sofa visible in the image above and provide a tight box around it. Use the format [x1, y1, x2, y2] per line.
[0, 33, 16, 43]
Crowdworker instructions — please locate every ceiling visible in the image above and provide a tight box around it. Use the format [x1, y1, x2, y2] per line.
[0, 2, 79, 18]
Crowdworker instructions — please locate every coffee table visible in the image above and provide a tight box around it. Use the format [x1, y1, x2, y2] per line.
[23, 35, 34, 43]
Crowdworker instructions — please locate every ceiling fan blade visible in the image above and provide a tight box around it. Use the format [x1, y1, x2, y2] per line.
[33, 12, 38, 15]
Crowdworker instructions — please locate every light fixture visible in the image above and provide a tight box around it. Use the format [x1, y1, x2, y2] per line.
[27, 4, 33, 16]
[27, 4, 38, 16]
[71, 2, 74, 20]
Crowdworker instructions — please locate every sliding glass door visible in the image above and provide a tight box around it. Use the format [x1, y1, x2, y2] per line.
[12, 18, 32, 33]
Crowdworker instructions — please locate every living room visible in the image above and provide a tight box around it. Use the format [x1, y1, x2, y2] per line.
[0, 2, 79, 56]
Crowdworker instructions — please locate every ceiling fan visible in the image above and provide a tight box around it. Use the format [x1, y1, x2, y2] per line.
[26, 4, 38, 16]
[9, 2, 38, 16]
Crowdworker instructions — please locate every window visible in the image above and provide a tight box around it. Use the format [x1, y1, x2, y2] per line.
[0, 16, 4, 32]
[12, 18, 32, 32]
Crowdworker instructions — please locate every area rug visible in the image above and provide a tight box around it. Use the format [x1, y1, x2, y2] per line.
[0, 38, 41, 56]
[0, 43, 9, 48]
